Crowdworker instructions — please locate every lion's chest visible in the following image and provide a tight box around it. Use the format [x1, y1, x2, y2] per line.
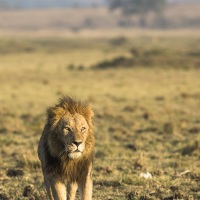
[61, 158, 90, 182]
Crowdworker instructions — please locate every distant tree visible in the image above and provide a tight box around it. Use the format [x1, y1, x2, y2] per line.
[108, 0, 166, 27]
[109, 0, 166, 15]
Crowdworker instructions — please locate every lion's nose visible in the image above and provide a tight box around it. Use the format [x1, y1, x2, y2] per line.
[72, 141, 82, 147]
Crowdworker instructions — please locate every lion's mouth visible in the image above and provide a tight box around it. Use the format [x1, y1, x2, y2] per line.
[68, 151, 82, 159]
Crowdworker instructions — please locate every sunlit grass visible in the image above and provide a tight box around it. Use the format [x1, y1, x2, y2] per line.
[0, 34, 200, 199]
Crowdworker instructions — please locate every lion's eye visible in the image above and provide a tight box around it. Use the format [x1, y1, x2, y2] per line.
[64, 127, 71, 132]
[81, 127, 86, 133]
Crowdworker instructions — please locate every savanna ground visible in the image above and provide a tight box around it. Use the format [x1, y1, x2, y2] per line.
[0, 31, 200, 200]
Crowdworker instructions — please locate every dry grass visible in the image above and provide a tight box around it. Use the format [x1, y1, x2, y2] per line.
[0, 33, 200, 200]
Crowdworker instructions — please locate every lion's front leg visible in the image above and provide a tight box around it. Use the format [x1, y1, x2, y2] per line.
[44, 175, 54, 200]
[46, 175, 67, 200]
[67, 182, 78, 200]
[78, 175, 93, 200]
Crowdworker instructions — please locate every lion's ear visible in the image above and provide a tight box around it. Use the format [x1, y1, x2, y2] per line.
[47, 106, 65, 128]
[82, 104, 94, 124]
[88, 106, 94, 120]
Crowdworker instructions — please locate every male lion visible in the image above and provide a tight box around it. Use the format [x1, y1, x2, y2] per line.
[38, 96, 94, 200]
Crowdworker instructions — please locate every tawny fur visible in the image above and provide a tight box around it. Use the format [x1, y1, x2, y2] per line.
[38, 96, 94, 200]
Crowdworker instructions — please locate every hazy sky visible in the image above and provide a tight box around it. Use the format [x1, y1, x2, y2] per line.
[0, 0, 200, 9]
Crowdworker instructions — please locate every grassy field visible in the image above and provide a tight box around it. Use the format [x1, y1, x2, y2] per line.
[0, 32, 200, 200]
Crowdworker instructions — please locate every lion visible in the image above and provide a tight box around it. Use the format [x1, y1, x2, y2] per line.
[38, 96, 94, 200]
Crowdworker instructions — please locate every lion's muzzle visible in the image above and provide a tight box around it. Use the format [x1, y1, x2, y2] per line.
[67, 141, 85, 159]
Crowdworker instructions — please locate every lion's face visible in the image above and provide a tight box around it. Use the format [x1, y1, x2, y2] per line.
[57, 113, 89, 159]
